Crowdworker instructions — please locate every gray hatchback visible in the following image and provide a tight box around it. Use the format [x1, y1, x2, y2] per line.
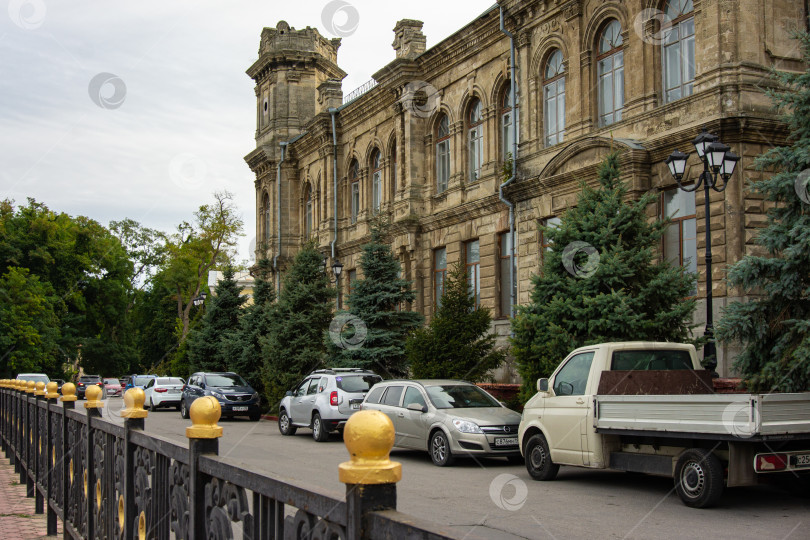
[278, 369, 381, 441]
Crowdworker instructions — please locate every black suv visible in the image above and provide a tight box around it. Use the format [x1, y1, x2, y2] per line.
[76, 375, 103, 399]
[180, 372, 261, 421]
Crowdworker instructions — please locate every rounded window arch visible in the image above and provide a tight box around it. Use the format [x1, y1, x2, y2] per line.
[435, 114, 451, 194]
[468, 98, 484, 182]
[349, 159, 360, 224]
[370, 148, 382, 214]
[662, 0, 695, 103]
[501, 81, 517, 161]
[543, 49, 566, 146]
[597, 19, 624, 127]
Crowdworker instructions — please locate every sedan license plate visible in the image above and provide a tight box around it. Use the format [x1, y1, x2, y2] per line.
[495, 437, 518, 447]
[232, 406, 248, 412]
[170, 389, 180, 393]
[795, 454, 810, 468]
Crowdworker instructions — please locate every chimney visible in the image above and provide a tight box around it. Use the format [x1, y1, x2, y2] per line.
[392, 19, 426, 60]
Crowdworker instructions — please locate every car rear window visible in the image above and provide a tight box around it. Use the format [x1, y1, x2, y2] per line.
[157, 378, 184, 385]
[336, 375, 382, 393]
[133, 376, 153, 386]
[611, 350, 693, 371]
[80, 377, 101, 382]
[104, 379, 119, 384]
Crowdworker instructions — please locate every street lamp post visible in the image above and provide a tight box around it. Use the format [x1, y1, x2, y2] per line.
[321, 257, 344, 309]
[192, 292, 207, 307]
[665, 128, 739, 377]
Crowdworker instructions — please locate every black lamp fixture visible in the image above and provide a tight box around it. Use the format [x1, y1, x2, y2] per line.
[192, 292, 207, 307]
[665, 128, 739, 377]
[322, 256, 344, 309]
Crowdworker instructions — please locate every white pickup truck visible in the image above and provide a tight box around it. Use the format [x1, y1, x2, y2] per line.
[518, 342, 810, 507]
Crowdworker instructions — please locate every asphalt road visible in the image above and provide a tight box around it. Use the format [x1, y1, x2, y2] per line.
[101, 398, 809, 540]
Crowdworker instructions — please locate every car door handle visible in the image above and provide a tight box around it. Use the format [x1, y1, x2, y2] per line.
[397, 413, 405, 417]
[576, 398, 585, 405]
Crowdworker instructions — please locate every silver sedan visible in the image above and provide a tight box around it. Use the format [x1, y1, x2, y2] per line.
[362, 379, 522, 466]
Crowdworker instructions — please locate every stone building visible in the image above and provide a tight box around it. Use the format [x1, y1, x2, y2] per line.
[245, 0, 807, 377]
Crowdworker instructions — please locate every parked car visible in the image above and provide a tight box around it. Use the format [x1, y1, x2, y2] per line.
[119, 376, 131, 389]
[103, 378, 123, 397]
[181, 372, 261, 421]
[127, 375, 157, 391]
[143, 377, 185, 410]
[15, 373, 50, 385]
[278, 369, 382, 441]
[76, 375, 103, 399]
[362, 379, 523, 466]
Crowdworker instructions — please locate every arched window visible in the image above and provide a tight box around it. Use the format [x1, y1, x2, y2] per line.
[662, 0, 695, 103]
[468, 99, 483, 182]
[544, 49, 566, 146]
[436, 115, 450, 193]
[371, 149, 382, 214]
[501, 82, 516, 161]
[349, 160, 360, 224]
[262, 192, 270, 245]
[304, 185, 312, 238]
[598, 20, 624, 126]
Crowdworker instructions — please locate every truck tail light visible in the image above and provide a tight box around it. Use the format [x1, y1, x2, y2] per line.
[330, 391, 338, 406]
[755, 453, 788, 472]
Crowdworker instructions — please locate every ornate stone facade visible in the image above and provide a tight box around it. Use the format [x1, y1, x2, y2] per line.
[246, 1, 807, 378]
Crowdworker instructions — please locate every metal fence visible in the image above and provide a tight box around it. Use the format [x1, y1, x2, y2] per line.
[0, 380, 463, 540]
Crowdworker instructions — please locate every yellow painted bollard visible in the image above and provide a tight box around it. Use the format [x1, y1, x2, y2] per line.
[60, 383, 77, 402]
[35, 381, 46, 397]
[27, 380, 36, 394]
[120, 388, 147, 419]
[45, 382, 59, 400]
[84, 385, 104, 410]
[186, 396, 223, 439]
[185, 396, 222, 540]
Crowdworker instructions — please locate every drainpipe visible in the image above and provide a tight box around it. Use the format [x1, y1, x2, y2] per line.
[274, 141, 287, 295]
[500, 6, 518, 319]
[329, 108, 339, 260]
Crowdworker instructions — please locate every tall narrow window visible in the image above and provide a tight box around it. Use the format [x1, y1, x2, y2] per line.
[349, 160, 359, 224]
[305, 185, 312, 238]
[434, 247, 447, 309]
[499, 232, 513, 317]
[541, 216, 561, 257]
[390, 140, 397, 194]
[466, 240, 480, 307]
[262, 192, 270, 244]
[502, 83, 516, 161]
[598, 20, 624, 127]
[662, 0, 695, 103]
[663, 189, 697, 291]
[468, 99, 483, 182]
[436, 115, 450, 193]
[544, 49, 566, 146]
[371, 150, 382, 214]
[347, 269, 357, 297]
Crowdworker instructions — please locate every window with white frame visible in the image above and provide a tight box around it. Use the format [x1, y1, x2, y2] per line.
[544, 49, 566, 146]
[371, 150, 382, 214]
[466, 239, 480, 307]
[662, 0, 695, 103]
[663, 188, 697, 292]
[349, 160, 360, 224]
[436, 115, 450, 193]
[598, 20, 624, 127]
[468, 99, 483, 182]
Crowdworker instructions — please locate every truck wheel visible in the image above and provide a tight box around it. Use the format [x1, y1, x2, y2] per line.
[674, 448, 724, 508]
[525, 434, 559, 481]
[278, 409, 296, 436]
[430, 430, 455, 466]
[312, 412, 330, 442]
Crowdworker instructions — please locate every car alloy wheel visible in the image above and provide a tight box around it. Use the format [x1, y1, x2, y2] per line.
[430, 431, 454, 466]
[312, 412, 329, 442]
[180, 400, 189, 419]
[278, 409, 296, 436]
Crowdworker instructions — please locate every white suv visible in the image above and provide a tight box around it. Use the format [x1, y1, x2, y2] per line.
[278, 369, 382, 441]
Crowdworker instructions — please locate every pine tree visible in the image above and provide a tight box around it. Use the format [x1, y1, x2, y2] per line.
[716, 31, 810, 392]
[187, 265, 246, 372]
[407, 262, 504, 381]
[230, 258, 275, 397]
[330, 218, 423, 378]
[262, 243, 334, 411]
[511, 152, 698, 398]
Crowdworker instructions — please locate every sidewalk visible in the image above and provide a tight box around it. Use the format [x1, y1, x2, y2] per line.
[0, 458, 60, 540]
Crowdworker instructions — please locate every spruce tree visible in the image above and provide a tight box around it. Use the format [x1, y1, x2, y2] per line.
[716, 31, 810, 392]
[330, 218, 423, 378]
[230, 258, 275, 397]
[187, 265, 246, 372]
[511, 152, 698, 398]
[262, 243, 334, 411]
[407, 262, 504, 381]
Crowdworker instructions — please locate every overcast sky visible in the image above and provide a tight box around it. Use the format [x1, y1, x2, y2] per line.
[0, 0, 495, 263]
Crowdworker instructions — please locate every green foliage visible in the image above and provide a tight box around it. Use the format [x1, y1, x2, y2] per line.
[262, 243, 335, 411]
[511, 152, 698, 399]
[231, 258, 275, 398]
[408, 262, 504, 381]
[716, 31, 810, 392]
[330, 218, 423, 378]
[187, 266, 246, 373]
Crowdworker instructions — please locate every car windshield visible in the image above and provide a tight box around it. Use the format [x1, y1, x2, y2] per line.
[157, 377, 184, 385]
[336, 375, 381, 393]
[104, 379, 119, 385]
[426, 385, 501, 409]
[133, 376, 153, 386]
[205, 374, 247, 387]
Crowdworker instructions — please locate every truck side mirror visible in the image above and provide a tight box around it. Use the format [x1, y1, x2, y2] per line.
[537, 378, 549, 392]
